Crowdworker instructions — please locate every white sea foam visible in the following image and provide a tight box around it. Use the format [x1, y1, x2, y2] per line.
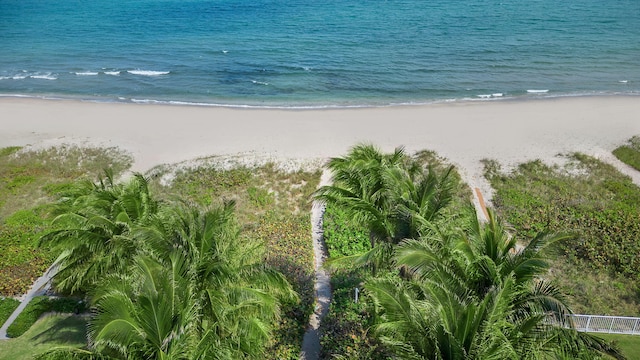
[527, 89, 549, 94]
[222, 50, 228, 54]
[105, 71, 121, 76]
[252, 80, 269, 86]
[75, 71, 99, 76]
[492, 93, 503, 97]
[127, 70, 170, 76]
[477, 94, 491, 99]
[619, 80, 628, 83]
[30, 73, 57, 80]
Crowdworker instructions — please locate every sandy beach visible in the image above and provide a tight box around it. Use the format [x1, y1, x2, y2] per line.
[1, 96, 639, 198]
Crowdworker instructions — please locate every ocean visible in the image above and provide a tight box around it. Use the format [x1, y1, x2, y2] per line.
[0, 0, 638, 107]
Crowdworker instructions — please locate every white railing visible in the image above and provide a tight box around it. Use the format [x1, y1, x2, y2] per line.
[567, 314, 640, 335]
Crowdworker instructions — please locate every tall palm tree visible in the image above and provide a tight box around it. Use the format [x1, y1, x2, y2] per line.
[367, 209, 624, 359]
[39, 170, 158, 293]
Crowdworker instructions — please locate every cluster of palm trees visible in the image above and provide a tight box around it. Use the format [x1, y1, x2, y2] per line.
[314, 145, 623, 359]
[37, 170, 296, 359]
[34, 145, 625, 359]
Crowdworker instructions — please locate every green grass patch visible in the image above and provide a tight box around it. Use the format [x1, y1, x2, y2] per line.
[6, 296, 87, 338]
[485, 153, 640, 315]
[0, 314, 88, 360]
[0, 297, 20, 326]
[150, 161, 320, 359]
[613, 135, 640, 171]
[593, 333, 640, 360]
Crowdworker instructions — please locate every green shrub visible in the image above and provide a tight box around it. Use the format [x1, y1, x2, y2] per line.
[323, 206, 369, 258]
[5, 296, 86, 338]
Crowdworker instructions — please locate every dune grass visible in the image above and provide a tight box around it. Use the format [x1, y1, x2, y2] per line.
[613, 135, 640, 171]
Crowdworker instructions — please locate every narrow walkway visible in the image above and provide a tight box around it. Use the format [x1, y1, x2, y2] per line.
[300, 170, 332, 360]
[0, 264, 56, 339]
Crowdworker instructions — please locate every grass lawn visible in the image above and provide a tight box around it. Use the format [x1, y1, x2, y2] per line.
[0, 314, 88, 360]
[594, 333, 640, 360]
[0, 298, 20, 326]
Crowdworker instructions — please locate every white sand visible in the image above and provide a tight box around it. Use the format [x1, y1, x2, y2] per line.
[1, 96, 639, 199]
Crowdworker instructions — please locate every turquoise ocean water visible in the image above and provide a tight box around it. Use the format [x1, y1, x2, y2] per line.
[1, 0, 639, 107]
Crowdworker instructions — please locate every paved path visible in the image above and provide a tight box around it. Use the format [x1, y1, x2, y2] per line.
[0, 265, 56, 339]
[299, 170, 332, 360]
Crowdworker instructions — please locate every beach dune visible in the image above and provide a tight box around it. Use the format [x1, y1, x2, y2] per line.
[1, 96, 639, 198]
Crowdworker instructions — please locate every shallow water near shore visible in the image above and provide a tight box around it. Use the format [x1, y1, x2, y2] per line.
[1, 0, 639, 107]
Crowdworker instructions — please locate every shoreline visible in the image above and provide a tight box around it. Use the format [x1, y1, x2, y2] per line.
[2, 95, 639, 199]
[1, 92, 639, 110]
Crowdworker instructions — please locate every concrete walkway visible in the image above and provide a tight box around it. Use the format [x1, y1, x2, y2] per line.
[299, 170, 332, 360]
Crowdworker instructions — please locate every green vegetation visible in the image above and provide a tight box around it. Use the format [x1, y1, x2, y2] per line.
[0, 148, 318, 358]
[36, 169, 300, 359]
[5, 143, 640, 358]
[0, 297, 20, 325]
[320, 269, 387, 360]
[365, 210, 619, 359]
[315, 145, 620, 359]
[485, 153, 640, 316]
[0, 314, 88, 360]
[6, 296, 86, 338]
[596, 334, 640, 360]
[150, 162, 320, 358]
[0, 146, 132, 296]
[613, 136, 640, 171]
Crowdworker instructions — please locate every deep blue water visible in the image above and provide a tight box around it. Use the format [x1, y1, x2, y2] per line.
[1, 0, 639, 107]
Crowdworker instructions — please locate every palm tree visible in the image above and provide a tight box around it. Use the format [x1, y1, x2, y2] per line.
[39, 170, 158, 293]
[90, 202, 296, 359]
[366, 208, 624, 359]
[313, 144, 455, 271]
[38, 202, 297, 360]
